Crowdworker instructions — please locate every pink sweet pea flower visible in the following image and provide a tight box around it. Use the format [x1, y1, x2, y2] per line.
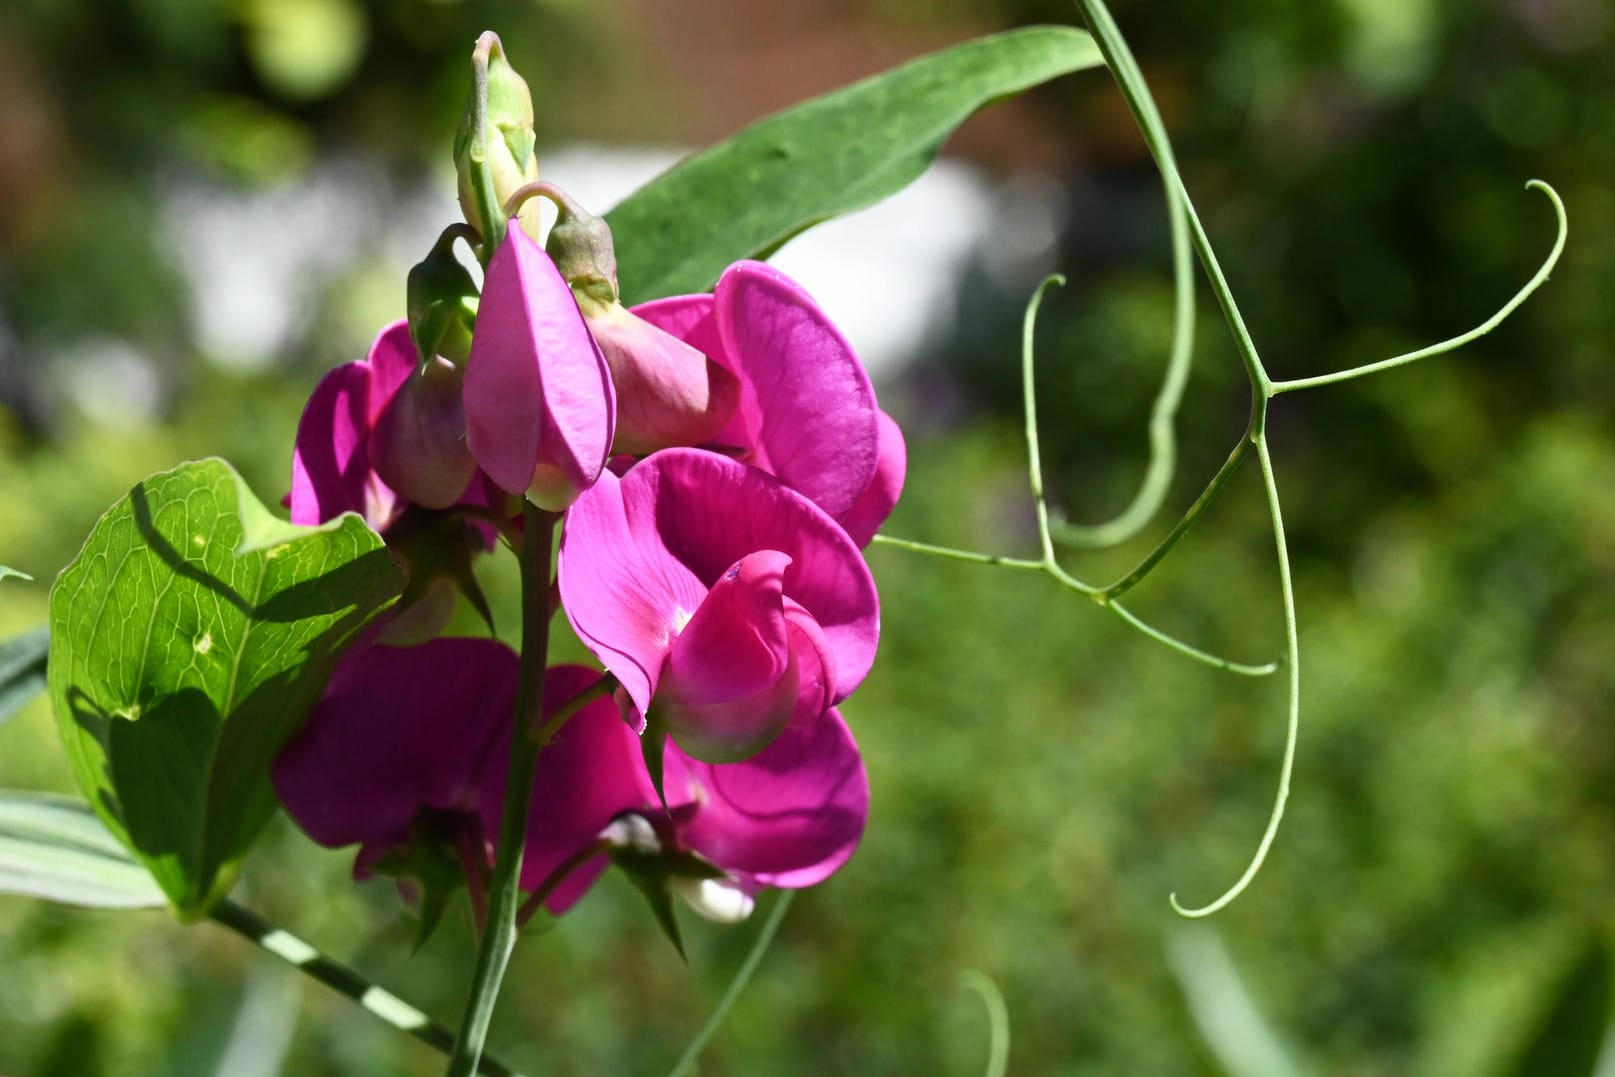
[463, 221, 616, 509]
[633, 261, 906, 542]
[558, 448, 878, 763]
[499, 669, 868, 917]
[271, 637, 519, 878]
[291, 321, 480, 529]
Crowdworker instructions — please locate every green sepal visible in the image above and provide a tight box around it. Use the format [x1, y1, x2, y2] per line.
[640, 706, 669, 813]
[624, 860, 685, 960]
[609, 842, 725, 962]
[606, 810, 726, 961]
[48, 458, 404, 919]
[406, 226, 480, 370]
[366, 810, 475, 954]
[383, 506, 498, 638]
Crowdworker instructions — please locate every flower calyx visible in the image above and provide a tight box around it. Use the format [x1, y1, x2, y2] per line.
[406, 224, 479, 369]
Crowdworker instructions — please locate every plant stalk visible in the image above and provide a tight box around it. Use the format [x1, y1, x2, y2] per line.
[445, 501, 557, 1077]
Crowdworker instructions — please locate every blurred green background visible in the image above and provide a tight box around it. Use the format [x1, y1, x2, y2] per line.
[2, 0, 1612, 1073]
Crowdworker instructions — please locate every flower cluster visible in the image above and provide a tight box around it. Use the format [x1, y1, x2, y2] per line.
[273, 195, 903, 929]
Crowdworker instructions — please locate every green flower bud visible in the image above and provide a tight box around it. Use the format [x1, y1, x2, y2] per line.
[453, 32, 542, 245]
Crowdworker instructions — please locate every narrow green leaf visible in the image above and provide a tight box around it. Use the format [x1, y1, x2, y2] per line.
[49, 458, 403, 918]
[605, 26, 1103, 304]
[1167, 927, 1307, 1077]
[0, 790, 165, 908]
[0, 568, 45, 729]
[1509, 937, 1613, 1077]
[0, 625, 49, 729]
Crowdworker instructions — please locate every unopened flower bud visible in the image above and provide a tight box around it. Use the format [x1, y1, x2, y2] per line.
[454, 32, 542, 243]
[371, 356, 477, 510]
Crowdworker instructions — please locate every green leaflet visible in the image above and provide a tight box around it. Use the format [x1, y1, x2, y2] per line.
[0, 790, 165, 909]
[605, 26, 1103, 305]
[48, 458, 403, 918]
[0, 625, 48, 729]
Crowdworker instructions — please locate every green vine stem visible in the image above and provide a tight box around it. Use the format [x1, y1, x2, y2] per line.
[881, 0, 1566, 915]
[209, 899, 523, 1077]
[1267, 180, 1567, 394]
[872, 278, 1279, 679]
[1078, 0, 1566, 917]
[1096, 434, 1250, 602]
[446, 501, 558, 1076]
[1049, 34, 1196, 550]
[666, 889, 797, 1077]
[1166, 430, 1300, 916]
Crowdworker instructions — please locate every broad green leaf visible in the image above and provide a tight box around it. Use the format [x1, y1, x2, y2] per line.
[49, 458, 403, 918]
[0, 790, 165, 908]
[605, 26, 1103, 304]
[0, 626, 48, 729]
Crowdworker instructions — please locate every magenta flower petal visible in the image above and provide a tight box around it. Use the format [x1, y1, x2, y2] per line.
[503, 669, 869, 914]
[464, 222, 616, 508]
[665, 706, 868, 889]
[290, 361, 399, 529]
[489, 666, 657, 914]
[587, 302, 739, 455]
[632, 294, 722, 360]
[659, 550, 799, 762]
[783, 597, 835, 719]
[362, 321, 417, 424]
[837, 409, 907, 547]
[555, 466, 708, 716]
[559, 449, 879, 713]
[272, 638, 518, 853]
[645, 450, 880, 700]
[631, 294, 747, 452]
[714, 261, 879, 519]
